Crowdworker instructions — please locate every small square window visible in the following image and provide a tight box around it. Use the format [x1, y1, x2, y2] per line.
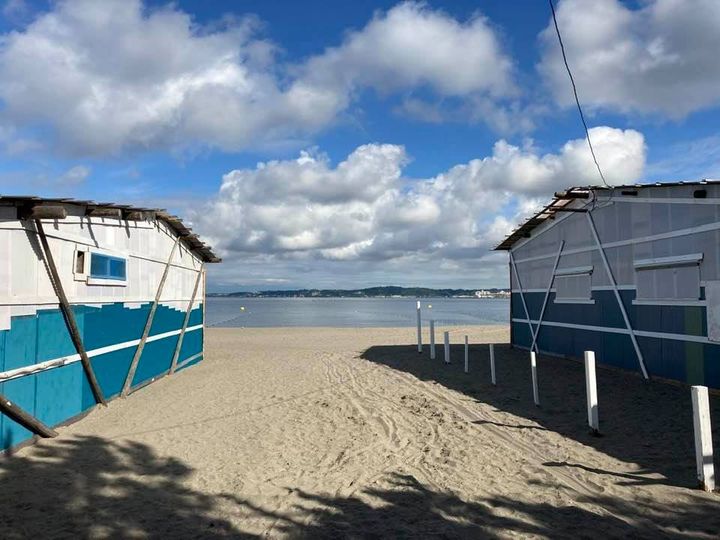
[554, 265, 593, 303]
[634, 254, 702, 302]
[555, 274, 592, 302]
[90, 253, 127, 281]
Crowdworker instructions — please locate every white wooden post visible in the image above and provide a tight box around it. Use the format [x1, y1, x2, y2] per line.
[691, 385, 715, 491]
[584, 351, 599, 434]
[464, 335, 469, 374]
[444, 331, 450, 364]
[530, 351, 539, 406]
[430, 320, 436, 360]
[416, 301, 422, 353]
[490, 344, 496, 385]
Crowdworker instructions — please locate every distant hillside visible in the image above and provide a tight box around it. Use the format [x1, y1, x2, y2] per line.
[207, 286, 510, 298]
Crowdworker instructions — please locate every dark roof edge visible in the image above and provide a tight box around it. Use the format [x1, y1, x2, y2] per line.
[493, 179, 720, 251]
[0, 195, 221, 263]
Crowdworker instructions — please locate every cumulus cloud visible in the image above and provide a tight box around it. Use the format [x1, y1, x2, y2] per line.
[300, 2, 514, 98]
[539, 0, 720, 118]
[195, 127, 645, 279]
[0, 0, 517, 156]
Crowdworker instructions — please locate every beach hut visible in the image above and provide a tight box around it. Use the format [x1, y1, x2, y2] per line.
[0, 196, 220, 452]
[495, 181, 720, 389]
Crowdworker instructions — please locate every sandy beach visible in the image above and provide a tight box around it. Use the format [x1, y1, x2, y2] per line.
[2, 326, 720, 538]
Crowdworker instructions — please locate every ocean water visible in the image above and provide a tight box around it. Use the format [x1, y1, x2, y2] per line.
[206, 297, 509, 328]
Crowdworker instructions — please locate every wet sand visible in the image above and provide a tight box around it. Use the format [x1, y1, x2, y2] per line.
[1, 326, 719, 538]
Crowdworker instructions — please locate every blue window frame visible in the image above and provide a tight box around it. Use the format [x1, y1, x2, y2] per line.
[90, 253, 127, 281]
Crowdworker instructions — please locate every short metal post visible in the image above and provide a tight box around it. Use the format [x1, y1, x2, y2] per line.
[444, 331, 450, 364]
[531, 351, 539, 406]
[584, 351, 599, 434]
[692, 385, 715, 491]
[490, 344, 496, 385]
[430, 320, 436, 360]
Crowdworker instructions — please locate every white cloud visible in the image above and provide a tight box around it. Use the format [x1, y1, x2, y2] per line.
[57, 164, 90, 185]
[539, 0, 720, 118]
[300, 2, 514, 98]
[0, 0, 518, 156]
[194, 127, 645, 286]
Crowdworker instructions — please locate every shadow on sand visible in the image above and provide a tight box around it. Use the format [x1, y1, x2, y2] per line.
[360, 342, 720, 491]
[0, 435, 244, 538]
[2, 436, 719, 538]
[1, 390, 719, 539]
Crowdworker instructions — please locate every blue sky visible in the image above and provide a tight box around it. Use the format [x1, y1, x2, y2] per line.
[1, 0, 719, 291]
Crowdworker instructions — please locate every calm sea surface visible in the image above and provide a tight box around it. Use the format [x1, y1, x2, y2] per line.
[206, 297, 509, 328]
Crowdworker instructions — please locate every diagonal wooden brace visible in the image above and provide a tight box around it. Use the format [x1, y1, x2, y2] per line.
[0, 392, 58, 439]
[509, 251, 537, 352]
[530, 241, 565, 352]
[169, 264, 203, 374]
[121, 235, 180, 396]
[586, 212, 649, 380]
[34, 220, 106, 405]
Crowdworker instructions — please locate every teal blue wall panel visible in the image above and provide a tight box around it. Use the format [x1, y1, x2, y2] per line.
[34, 363, 83, 427]
[177, 354, 202, 373]
[37, 309, 83, 363]
[132, 335, 177, 387]
[80, 371, 96, 411]
[91, 347, 136, 400]
[0, 376, 36, 449]
[149, 305, 184, 336]
[189, 304, 203, 326]
[83, 303, 146, 350]
[1, 301, 205, 452]
[5, 315, 37, 370]
[179, 328, 202, 361]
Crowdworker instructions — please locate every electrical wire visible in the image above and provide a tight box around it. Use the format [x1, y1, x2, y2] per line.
[548, 0, 609, 188]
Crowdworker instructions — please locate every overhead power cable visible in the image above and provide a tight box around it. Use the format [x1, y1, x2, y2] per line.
[548, 0, 609, 188]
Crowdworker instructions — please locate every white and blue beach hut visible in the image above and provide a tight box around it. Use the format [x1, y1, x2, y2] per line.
[496, 181, 720, 389]
[0, 196, 220, 452]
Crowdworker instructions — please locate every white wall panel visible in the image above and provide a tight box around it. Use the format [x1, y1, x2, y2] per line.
[1, 211, 205, 319]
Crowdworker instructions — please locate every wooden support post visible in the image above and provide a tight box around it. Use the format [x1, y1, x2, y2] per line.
[430, 320, 436, 360]
[586, 212, 649, 380]
[416, 301, 422, 353]
[464, 335, 469, 374]
[170, 265, 203, 374]
[490, 344, 496, 385]
[444, 331, 450, 364]
[531, 351, 539, 406]
[530, 241, 564, 352]
[509, 251, 537, 352]
[584, 351, 600, 435]
[691, 385, 715, 491]
[0, 393, 57, 439]
[121, 235, 180, 397]
[34, 220, 106, 406]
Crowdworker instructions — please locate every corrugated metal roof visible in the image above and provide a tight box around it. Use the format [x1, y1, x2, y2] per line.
[0, 195, 221, 263]
[493, 179, 720, 251]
